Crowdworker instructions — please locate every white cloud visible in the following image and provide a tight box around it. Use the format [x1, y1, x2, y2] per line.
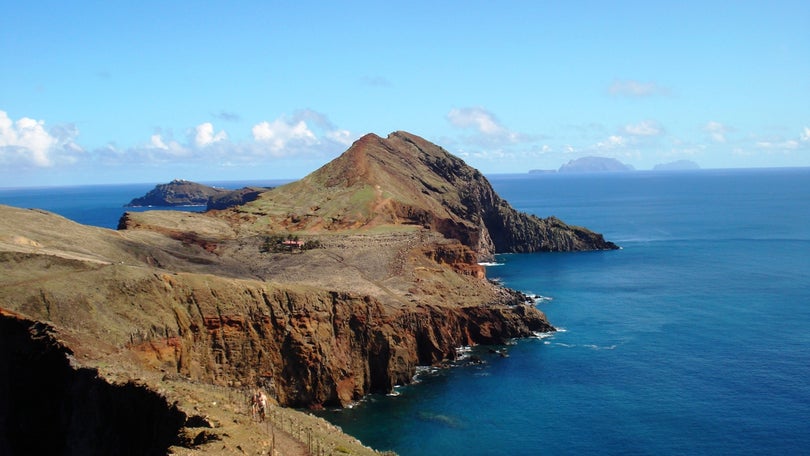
[757, 140, 800, 150]
[150, 134, 168, 150]
[252, 119, 318, 154]
[193, 122, 227, 147]
[596, 135, 626, 149]
[140, 133, 189, 159]
[2, 109, 359, 181]
[716, 126, 808, 158]
[326, 129, 353, 146]
[249, 110, 355, 157]
[0, 110, 83, 167]
[624, 120, 663, 136]
[447, 107, 506, 135]
[704, 121, 731, 143]
[445, 106, 534, 153]
[608, 80, 670, 97]
[102, 111, 353, 167]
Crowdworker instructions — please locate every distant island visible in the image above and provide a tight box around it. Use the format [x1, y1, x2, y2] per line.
[529, 157, 701, 174]
[125, 179, 269, 209]
[653, 160, 700, 171]
[527, 169, 557, 174]
[558, 156, 634, 173]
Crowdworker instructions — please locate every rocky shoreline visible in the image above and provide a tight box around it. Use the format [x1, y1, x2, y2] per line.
[0, 131, 616, 454]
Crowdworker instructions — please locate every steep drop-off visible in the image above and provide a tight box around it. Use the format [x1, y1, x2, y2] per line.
[0, 309, 185, 456]
[0, 248, 551, 408]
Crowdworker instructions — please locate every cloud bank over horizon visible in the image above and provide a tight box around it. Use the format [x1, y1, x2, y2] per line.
[0, 109, 360, 184]
[2, 106, 809, 186]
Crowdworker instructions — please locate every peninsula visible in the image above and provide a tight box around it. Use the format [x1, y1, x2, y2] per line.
[1, 131, 617, 454]
[125, 179, 227, 207]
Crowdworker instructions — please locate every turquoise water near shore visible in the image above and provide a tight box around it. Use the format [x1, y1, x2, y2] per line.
[2, 168, 809, 455]
[316, 168, 810, 455]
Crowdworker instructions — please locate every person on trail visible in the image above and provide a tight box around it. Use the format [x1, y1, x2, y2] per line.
[252, 389, 268, 421]
[258, 390, 267, 419]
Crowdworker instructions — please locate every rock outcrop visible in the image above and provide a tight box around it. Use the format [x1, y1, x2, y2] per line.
[206, 186, 268, 210]
[126, 179, 227, 207]
[231, 131, 617, 259]
[0, 246, 551, 409]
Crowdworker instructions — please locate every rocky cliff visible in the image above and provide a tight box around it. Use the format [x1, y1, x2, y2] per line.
[229, 132, 617, 259]
[126, 179, 227, 207]
[0, 202, 554, 453]
[0, 309, 186, 455]
[0, 131, 617, 454]
[0, 251, 548, 409]
[206, 186, 268, 210]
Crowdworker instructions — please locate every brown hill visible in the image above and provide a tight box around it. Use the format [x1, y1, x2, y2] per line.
[1, 131, 616, 454]
[229, 131, 616, 258]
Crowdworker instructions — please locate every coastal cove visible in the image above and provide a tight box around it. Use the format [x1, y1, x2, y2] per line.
[1, 167, 809, 455]
[315, 168, 810, 455]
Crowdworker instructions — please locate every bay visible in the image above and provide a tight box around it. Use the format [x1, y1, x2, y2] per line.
[2, 169, 808, 455]
[317, 168, 810, 455]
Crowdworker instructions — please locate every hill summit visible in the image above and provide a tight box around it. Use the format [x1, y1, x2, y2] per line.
[237, 131, 617, 258]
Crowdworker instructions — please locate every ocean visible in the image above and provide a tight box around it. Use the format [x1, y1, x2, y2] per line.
[0, 179, 291, 229]
[2, 168, 808, 455]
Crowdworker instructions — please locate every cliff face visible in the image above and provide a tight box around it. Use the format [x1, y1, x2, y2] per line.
[0, 309, 186, 455]
[0, 252, 551, 408]
[206, 187, 268, 210]
[0, 130, 617, 453]
[165, 275, 551, 407]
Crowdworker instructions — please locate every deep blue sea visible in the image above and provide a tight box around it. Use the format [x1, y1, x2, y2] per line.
[1, 169, 808, 455]
[0, 179, 291, 229]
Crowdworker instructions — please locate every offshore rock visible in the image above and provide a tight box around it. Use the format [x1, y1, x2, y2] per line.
[126, 179, 226, 207]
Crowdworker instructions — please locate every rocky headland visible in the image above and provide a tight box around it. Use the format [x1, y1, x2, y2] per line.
[126, 179, 227, 207]
[1, 131, 617, 454]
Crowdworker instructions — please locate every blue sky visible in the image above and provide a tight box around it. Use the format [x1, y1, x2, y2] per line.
[2, 1, 808, 186]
